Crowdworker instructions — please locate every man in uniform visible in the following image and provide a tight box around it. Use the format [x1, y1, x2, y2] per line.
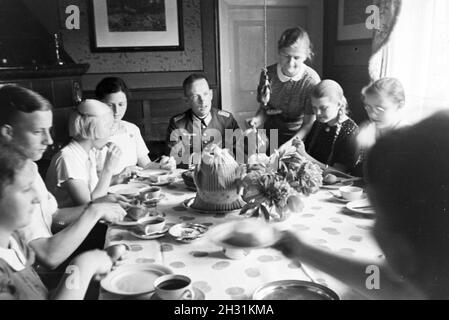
[166, 74, 241, 166]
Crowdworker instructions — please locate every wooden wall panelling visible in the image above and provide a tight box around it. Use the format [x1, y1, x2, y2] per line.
[323, 0, 372, 124]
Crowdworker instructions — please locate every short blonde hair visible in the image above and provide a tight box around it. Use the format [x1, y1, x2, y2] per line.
[69, 100, 113, 140]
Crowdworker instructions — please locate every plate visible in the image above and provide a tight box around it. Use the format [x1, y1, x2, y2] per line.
[253, 280, 339, 300]
[346, 199, 375, 215]
[329, 191, 367, 203]
[108, 183, 148, 196]
[183, 197, 242, 215]
[321, 180, 353, 190]
[150, 287, 205, 300]
[169, 223, 208, 243]
[111, 211, 166, 227]
[206, 219, 281, 249]
[129, 176, 175, 187]
[149, 177, 175, 187]
[136, 170, 175, 185]
[100, 263, 173, 296]
[130, 227, 169, 240]
[136, 169, 173, 178]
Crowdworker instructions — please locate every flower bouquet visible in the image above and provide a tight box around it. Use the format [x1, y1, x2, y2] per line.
[239, 139, 322, 222]
[276, 139, 323, 196]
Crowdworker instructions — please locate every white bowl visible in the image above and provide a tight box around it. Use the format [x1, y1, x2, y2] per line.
[339, 186, 363, 201]
[140, 187, 161, 200]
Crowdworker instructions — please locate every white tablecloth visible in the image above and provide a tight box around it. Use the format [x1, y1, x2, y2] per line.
[101, 172, 384, 300]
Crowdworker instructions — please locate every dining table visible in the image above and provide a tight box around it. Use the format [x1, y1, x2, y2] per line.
[100, 170, 384, 300]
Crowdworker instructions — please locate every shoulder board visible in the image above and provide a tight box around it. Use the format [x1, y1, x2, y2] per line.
[218, 110, 231, 118]
[173, 113, 186, 122]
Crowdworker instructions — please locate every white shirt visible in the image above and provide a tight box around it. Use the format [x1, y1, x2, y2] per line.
[17, 162, 58, 243]
[276, 63, 306, 82]
[0, 236, 27, 271]
[96, 120, 150, 174]
[46, 140, 98, 208]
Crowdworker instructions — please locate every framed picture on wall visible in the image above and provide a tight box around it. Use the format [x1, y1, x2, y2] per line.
[337, 0, 374, 42]
[90, 0, 184, 52]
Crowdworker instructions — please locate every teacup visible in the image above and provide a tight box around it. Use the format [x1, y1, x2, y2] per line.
[339, 186, 363, 201]
[140, 187, 161, 200]
[154, 274, 195, 300]
[137, 216, 166, 234]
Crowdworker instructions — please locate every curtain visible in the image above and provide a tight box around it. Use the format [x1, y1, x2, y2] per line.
[370, 0, 449, 124]
[368, 0, 402, 79]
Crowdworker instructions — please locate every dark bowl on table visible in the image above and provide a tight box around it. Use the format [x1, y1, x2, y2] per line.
[126, 204, 150, 221]
[182, 170, 196, 190]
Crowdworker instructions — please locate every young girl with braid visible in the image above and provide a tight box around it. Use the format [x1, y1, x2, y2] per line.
[298, 80, 359, 173]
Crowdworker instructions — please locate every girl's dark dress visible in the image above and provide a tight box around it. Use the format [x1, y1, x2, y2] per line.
[305, 118, 359, 172]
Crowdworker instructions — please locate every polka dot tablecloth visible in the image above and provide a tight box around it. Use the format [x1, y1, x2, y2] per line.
[100, 171, 384, 300]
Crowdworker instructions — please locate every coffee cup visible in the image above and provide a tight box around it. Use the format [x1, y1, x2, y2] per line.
[339, 186, 363, 201]
[140, 187, 161, 200]
[137, 216, 166, 234]
[154, 274, 195, 300]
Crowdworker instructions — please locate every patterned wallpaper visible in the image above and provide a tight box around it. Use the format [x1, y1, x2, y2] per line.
[59, 0, 203, 73]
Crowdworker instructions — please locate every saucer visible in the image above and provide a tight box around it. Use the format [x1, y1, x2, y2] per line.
[150, 287, 205, 300]
[329, 191, 367, 203]
[169, 223, 208, 243]
[130, 227, 169, 240]
[346, 199, 375, 216]
[100, 263, 173, 296]
[129, 177, 175, 187]
[149, 178, 175, 187]
[112, 211, 166, 227]
[321, 180, 353, 190]
[136, 169, 173, 179]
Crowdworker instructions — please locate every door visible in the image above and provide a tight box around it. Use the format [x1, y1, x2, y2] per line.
[219, 0, 323, 127]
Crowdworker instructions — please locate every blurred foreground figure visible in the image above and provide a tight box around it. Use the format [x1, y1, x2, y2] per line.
[274, 111, 449, 299]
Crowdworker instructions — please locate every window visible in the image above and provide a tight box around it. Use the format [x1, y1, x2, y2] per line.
[382, 0, 449, 123]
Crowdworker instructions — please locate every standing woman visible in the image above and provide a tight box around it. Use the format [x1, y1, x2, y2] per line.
[95, 77, 174, 175]
[248, 26, 321, 149]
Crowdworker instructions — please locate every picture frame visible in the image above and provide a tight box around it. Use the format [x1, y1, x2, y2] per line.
[90, 0, 184, 52]
[337, 0, 373, 42]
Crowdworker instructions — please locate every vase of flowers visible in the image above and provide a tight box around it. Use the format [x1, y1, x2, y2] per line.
[276, 139, 323, 196]
[239, 140, 322, 222]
